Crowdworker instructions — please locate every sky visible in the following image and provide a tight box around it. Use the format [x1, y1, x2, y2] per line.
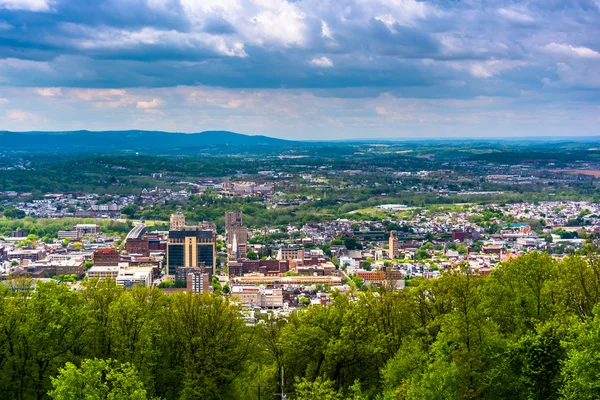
[0, 0, 598, 140]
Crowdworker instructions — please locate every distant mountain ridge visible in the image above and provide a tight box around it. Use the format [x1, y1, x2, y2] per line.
[0, 130, 293, 149]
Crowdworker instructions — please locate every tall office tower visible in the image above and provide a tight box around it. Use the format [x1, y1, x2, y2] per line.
[225, 210, 242, 227]
[225, 211, 248, 259]
[170, 212, 185, 231]
[389, 230, 399, 259]
[167, 220, 216, 276]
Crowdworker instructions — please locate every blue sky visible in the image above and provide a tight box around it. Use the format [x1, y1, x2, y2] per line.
[0, 0, 598, 139]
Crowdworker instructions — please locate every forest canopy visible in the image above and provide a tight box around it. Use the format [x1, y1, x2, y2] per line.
[2, 251, 600, 399]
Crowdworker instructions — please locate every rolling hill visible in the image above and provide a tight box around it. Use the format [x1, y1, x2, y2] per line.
[0, 130, 294, 150]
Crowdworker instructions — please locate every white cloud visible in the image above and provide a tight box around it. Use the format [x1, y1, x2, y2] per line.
[180, 0, 240, 14]
[321, 20, 333, 40]
[545, 43, 600, 59]
[375, 15, 398, 32]
[553, 62, 600, 89]
[362, 0, 437, 28]
[375, 106, 388, 115]
[215, 39, 247, 58]
[181, 0, 308, 48]
[464, 60, 527, 79]
[35, 87, 62, 97]
[61, 25, 248, 58]
[69, 88, 136, 108]
[71, 88, 127, 102]
[309, 56, 334, 68]
[430, 59, 526, 79]
[469, 63, 496, 79]
[497, 7, 534, 24]
[0, 0, 51, 12]
[136, 98, 164, 109]
[222, 99, 243, 109]
[249, 2, 307, 47]
[6, 109, 42, 122]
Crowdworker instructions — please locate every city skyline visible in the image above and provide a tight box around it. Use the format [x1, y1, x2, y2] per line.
[0, 0, 598, 139]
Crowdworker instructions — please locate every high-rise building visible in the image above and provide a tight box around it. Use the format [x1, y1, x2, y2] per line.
[187, 271, 210, 294]
[93, 248, 121, 266]
[170, 212, 186, 231]
[167, 216, 216, 276]
[389, 231, 399, 259]
[225, 211, 248, 259]
[225, 210, 243, 228]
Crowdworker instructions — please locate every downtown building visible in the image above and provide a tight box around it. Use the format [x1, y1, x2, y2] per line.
[225, 211, 248, 259]
[389, 230, 399, 259]
[166, 213, 216, 277]
[124, 223, 167, 256]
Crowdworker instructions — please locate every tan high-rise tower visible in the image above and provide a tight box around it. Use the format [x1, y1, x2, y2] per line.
[389, 230, 399, 259]
[166, 225, 216, 276]
[170, 212, 185, 230]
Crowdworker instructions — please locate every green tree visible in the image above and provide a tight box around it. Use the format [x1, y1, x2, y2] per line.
[561, 306, 600, 400]
[49, 358, 147, 400]
[299, 296, 310, 306]
[551, 254, 600, 321]
[158, 279, 174, 288]
[485, 252, 556, 336]
[507, 327, 564, 400]
[122, 204, 138, 218]
[211, 275, 222, 293]
[346, 380, 369, 400]
[441, 268, 491, 399]
[294, 376, 341, 400]
[0, 281, 89, 399]
[163, 293, 255, 400]
[107, 286, 167, 394]
[405, 339, 460, 400]
[381, 338, 429, 399]
[2, 207, 26, 219]
[344, 237, 363, 251]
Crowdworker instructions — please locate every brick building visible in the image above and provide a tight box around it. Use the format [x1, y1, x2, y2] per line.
[93, 248, 120, 266]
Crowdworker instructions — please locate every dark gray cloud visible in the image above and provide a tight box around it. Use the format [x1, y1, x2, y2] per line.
[0, 0, 597, 98]
[0, 0, 598, 138]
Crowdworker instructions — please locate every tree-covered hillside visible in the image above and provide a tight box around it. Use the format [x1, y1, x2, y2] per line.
[3, 251, 600, 399]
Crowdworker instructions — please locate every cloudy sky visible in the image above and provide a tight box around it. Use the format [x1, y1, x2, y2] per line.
[0, 0, 598, 139]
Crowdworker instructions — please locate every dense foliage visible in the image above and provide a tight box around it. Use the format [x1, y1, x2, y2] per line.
[0, 217, 134, 238]
[4, 251, 600, 399]
[0, 281, 255, 400]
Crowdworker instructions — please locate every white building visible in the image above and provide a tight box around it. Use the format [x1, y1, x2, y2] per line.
[87, 265, 122, 280]
[339, 256, 357, 270]
[116, 267, 153, 287]
[58, 230, 83, 240]
[75, 224, 100, 235]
